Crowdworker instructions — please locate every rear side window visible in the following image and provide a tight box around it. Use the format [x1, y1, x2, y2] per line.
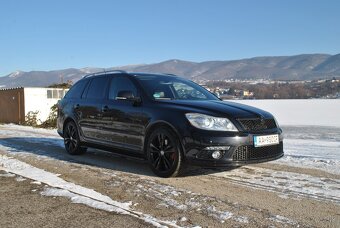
[86, 77, 109, 99]
[64, 79, 88, 99]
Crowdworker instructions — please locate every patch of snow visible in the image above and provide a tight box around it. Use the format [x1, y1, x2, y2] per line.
[234, 216, 249, 224]
[42, 187, 132, 213]
[158, 199, 188, 210]
[206, 206, 233, 223]
[269, 215, 297, 225]
[15, 176, 26, 182]
[185, 198, 201, 208]
[179, 217, 188, 222]
[8, 70, 23, 78]
[0, 154, 182, 228]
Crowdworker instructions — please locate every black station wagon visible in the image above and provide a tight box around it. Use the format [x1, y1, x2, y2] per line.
[57, 71, 283, 177]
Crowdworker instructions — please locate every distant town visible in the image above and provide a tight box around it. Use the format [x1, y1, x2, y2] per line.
[198, 78, 340, 99]
[47, 77, 340, 100]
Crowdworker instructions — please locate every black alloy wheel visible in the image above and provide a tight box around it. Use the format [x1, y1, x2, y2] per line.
[147, 127, 183, 177]
[64, 121, 86, 155]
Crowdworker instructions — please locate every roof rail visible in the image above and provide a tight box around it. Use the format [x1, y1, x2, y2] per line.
[105, 70, 128, 74]
[83, 69, 128, 78]
[165, 73, 178, 76]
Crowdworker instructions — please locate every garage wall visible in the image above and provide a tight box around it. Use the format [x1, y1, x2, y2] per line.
[0, 88, 25, 124]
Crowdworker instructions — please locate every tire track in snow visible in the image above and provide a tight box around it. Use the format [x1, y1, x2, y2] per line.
[208, 166, 340, 204]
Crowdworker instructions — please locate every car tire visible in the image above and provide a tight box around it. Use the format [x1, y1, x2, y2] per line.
[146, 127, 184, 177]
[63, 121, 87, 155]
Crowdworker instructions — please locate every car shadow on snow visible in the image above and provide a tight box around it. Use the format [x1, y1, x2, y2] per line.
[0, 137, 238, 178]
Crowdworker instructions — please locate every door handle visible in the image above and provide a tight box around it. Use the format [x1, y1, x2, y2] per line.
[102, 105, 109, 112]
[74, 104, 80, 110]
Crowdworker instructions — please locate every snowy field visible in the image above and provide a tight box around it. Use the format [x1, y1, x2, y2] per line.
[277, 126, 340, 175]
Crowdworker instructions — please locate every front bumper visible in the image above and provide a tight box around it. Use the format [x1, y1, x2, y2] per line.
[183, 128, 284, 167]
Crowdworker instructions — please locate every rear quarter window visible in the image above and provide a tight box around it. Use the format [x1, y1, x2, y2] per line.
[64, 79, 88, 99]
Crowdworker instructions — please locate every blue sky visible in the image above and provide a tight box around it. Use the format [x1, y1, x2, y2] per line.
[1, 0, 340, 76]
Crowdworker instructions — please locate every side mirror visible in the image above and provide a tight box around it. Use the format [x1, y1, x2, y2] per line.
[116, 90, 135, 100]
[116, 90, 142, 106]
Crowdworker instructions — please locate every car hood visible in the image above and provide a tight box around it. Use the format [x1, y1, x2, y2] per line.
[160, 100, 273, 119]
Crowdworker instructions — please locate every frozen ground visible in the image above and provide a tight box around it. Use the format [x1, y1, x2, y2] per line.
[277, 126, 340, 175]
[0, 120, 339, 227]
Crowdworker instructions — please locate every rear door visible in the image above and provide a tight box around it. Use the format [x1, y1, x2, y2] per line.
[59, 79, 89, 135]
[79, 76, 110, 142]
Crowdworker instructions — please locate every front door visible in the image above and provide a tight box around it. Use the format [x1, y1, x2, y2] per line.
[101, 75, 147, 152]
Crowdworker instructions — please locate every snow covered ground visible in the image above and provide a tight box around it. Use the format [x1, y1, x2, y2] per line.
[277, 126, 340, 175]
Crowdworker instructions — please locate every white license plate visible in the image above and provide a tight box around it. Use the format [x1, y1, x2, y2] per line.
[254, 134, 279, 147]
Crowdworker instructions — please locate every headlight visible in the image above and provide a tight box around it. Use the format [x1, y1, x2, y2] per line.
[185, 113, 238, 132]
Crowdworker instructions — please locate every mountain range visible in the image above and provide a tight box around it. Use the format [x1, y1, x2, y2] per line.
[1, 53, 340, 88]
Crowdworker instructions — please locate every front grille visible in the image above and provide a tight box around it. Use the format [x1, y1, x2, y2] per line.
[238, 118, 277, 131]
[232, 142, 283, 161]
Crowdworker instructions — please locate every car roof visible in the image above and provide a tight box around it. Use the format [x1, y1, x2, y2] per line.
[82, 71, 180, 80]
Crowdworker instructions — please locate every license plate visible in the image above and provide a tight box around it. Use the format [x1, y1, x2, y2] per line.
[254, 134, 279, 147]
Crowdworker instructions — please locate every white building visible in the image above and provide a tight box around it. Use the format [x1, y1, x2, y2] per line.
[0, 87, 68, 124]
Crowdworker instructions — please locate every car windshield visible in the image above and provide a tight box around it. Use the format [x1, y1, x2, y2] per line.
[135, 74, 218, 101]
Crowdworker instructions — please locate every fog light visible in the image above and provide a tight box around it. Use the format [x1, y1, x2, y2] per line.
[212, 150, 222, 159]
[205, 146, 230, 151]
